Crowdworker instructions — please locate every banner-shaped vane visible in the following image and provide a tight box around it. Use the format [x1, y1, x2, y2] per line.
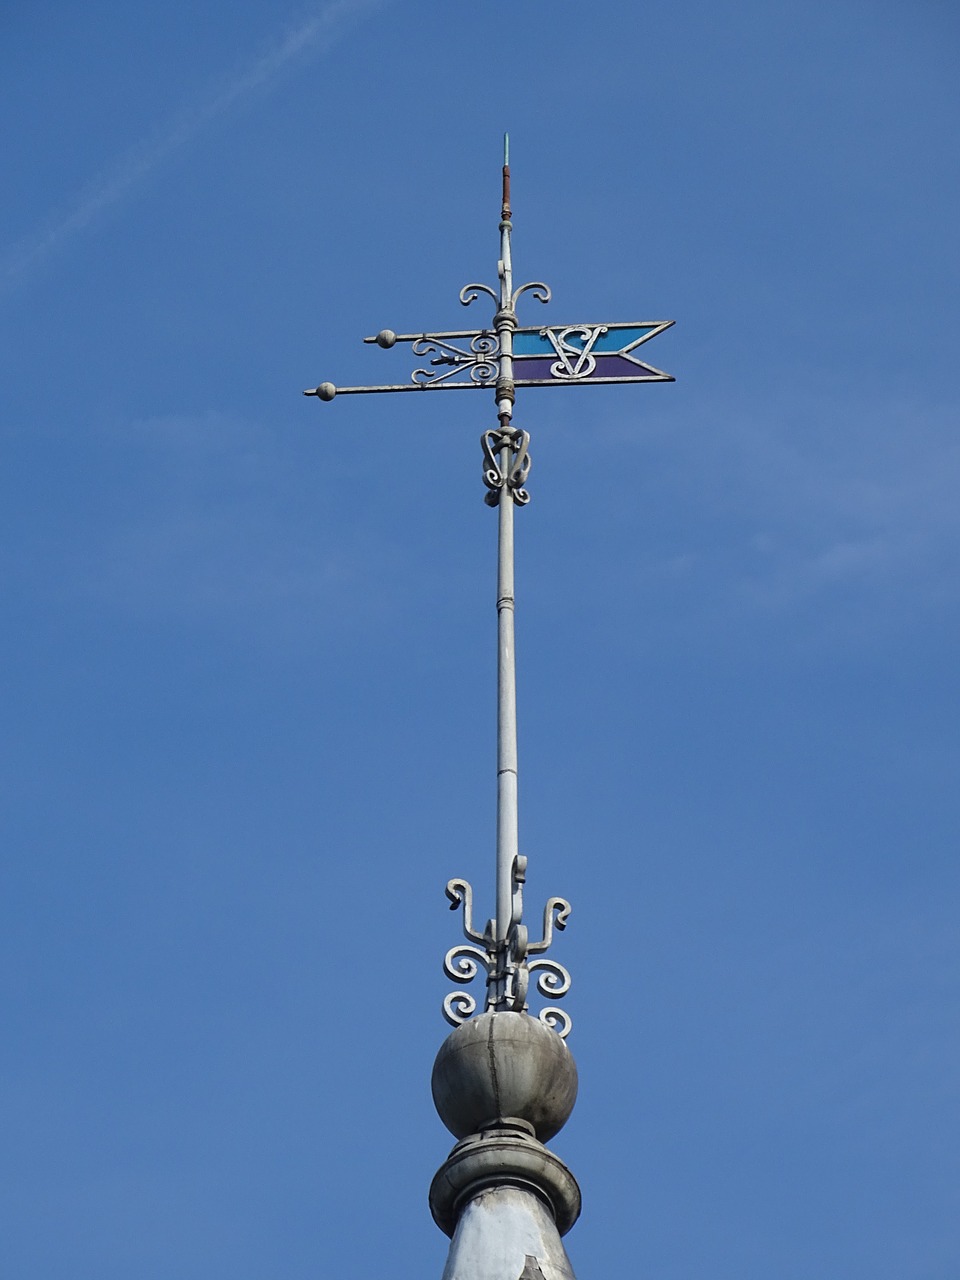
[512, 321, 674, 386]
[305, 320, 673, 398]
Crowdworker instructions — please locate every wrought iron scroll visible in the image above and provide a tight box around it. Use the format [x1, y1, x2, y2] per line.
[542, 324, 608, 380]
[459, 282, 499, 308]
[445, 878, 488, 946]
[411, 333, 499, 387]
[441, 862, 573, 1038]
[459, 279, 552, 316]
[482, 426, 532, 506]
[512, 281, 551, 309]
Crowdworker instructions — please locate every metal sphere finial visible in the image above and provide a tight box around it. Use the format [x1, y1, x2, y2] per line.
[432, 1011, 578, 1142]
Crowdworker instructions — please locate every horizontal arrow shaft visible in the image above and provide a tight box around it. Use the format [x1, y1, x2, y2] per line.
[362, 329, 494, 344]
[303, 381, 492, 398]
[304, 372, 673, 399]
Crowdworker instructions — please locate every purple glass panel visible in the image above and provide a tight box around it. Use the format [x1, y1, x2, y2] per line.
[513, 355, 664, 382]
[512, 358, 557, 380]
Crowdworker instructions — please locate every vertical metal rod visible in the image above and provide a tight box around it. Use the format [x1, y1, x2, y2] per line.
[495, 442, 517, 956]
[493, 133, 517, 1005]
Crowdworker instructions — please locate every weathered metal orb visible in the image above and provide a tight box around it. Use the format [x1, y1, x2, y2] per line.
[317, 382, 337, 401]
[375, 329, 397, 349]
[432, 1011, 577, 1142]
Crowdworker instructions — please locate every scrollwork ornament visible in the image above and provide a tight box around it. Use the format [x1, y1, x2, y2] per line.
[507, 430, 531, 504]
[527, 896, 572, 955]
[510, 853, 527, 931]
[442, 943, 494, 1027]
[438, 876, 573, 1033]
[509, 922, 529, 964]
[539, 1006, 572, 1039]
[443, 944, 491, 986]
[481, 428, 532, 506]
[511, 281, 552, 310]
[445, 877, 487, 945]
[443, 991, 478, 1028]
[410, 336, 498, 387]
[507, 961, 529, 1012]
[469, 360, 498, 384]
[528, 957, 572, 999]
[459, 282, 499, 308]
[481, 429, 506, 498]
[541, 324, 609, 381]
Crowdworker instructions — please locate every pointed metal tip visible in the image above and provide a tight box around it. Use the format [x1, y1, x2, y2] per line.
[501, 134, 512, 222]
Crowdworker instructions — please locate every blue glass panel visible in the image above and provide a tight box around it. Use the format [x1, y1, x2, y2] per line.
[512, 331, 554, 356]
[591, 326, 654, 352]
[513, 325, 656, 358]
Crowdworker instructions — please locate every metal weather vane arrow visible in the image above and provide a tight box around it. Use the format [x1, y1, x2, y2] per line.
[304, 136, 674, 1038]
[304, 316, 673, 398]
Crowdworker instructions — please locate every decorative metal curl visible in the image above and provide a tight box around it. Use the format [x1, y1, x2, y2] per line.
[540, 324, 609, 381]
[443, 991, 478, 1028]
[445, 877, 487, 945]
[482, 429, 507, 497]
[459, 282, 499, 308]
[509, 922, 529, 963]
[507, 962, 529, 1012]
[481, 428, 532, 507]
[512, 281, 552, 309]
[440, 881, 573, 1036]
[528, 957, 572, 999]
[510, 853, 527, 931]
[539, 1007, 572, 1039]
[527, 897, 572, 955]
[444, 944, 491, 986]
[442, 939, 495, 1027]
[508, 431, 531, 504]
[410, 336, 498, 387]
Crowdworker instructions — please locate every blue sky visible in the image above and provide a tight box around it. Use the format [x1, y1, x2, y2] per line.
[2, 2, 958, 1277]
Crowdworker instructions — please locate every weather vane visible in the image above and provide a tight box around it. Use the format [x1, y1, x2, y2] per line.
[305, 135, 674, 1042]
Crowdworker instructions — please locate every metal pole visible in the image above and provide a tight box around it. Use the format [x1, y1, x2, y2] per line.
[494, 135, 517, 1004]
[306, 135, 666, 1036]
[495, 446, 517, 953]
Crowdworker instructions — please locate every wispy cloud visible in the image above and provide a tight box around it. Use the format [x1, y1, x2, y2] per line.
[1, 0, 380, 289]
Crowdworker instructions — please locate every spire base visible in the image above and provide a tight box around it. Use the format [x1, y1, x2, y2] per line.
[430, 1127, 581, 1239]
[438, 1185, 577, 1280]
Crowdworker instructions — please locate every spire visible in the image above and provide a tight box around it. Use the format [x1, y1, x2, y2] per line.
[430, 1012, 581, 1280]
[303, 140, 675, 1280]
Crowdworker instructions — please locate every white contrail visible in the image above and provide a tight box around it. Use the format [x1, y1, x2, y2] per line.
[1, 0, 381, 288]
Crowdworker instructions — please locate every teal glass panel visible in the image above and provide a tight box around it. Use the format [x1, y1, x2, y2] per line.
[592, 326, 654, 352]
[512, 331, 554, 356]
[513, 325, 656, 358]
